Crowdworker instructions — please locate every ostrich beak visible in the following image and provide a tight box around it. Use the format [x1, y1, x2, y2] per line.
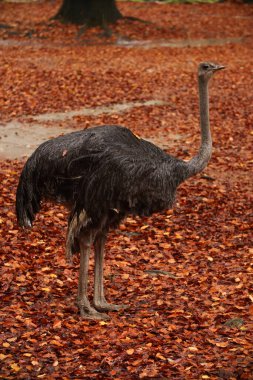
[214, 64, 225, 71]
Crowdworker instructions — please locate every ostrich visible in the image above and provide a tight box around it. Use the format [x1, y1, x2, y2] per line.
[16, 62, 224, 320]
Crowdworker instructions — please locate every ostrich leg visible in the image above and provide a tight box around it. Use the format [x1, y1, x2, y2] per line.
[93, 231, 127, 312]
[77, 231, 109, 320]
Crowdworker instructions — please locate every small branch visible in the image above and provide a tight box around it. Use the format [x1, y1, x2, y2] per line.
[200, 174, 215, 181]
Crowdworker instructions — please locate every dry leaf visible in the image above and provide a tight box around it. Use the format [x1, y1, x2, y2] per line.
[10, 363, 21, 372]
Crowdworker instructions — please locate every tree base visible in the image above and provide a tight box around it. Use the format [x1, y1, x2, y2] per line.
[76, 15, 151, 39]
[53, 0, 123, 27]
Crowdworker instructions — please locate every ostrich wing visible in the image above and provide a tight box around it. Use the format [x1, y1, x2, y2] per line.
[72, 144, 179, 225]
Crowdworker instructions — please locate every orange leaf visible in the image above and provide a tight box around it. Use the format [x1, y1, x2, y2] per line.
[0, 354, 8, 360]
[53, 320, 62, 329]
[215, 342, 229, 348]
[50, 340, 63, 347]
[10, 363, 20, 372]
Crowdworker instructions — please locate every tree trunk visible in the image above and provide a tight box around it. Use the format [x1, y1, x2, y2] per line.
[54, 0, 123, 26]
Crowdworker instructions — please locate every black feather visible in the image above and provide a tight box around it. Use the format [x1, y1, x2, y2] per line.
[16, 125, 188, 232]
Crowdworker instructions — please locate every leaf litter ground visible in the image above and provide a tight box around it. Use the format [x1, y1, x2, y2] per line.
[0, 1, 253, 379]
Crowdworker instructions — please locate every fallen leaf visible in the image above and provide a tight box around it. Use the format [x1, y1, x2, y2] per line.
[50, 340, 63, 347]
[0, 354, 8, 360]
[41, 287, 51, 292]
[10, 363, 20, 372]
[188, 346, 198, 352]
[53, 320, 62, 329]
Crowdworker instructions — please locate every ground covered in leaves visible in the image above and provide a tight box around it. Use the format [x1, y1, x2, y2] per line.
[0, 1, 253, 379]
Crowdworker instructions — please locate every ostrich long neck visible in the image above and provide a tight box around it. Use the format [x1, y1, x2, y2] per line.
[186, 75, 212, 178]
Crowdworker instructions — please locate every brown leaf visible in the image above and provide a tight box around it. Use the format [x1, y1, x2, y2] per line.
[53, 320, 62, 329]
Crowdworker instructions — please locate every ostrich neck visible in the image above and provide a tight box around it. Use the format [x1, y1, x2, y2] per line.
[186, 76, 212, 178]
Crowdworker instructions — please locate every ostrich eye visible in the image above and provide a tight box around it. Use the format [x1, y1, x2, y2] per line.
[202, 64, 209, 70]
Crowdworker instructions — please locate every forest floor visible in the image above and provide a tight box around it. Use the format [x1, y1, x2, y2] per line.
[0, 1, 253, 379]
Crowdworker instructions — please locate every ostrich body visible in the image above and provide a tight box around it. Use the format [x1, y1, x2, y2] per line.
[16, 62, 224, 320]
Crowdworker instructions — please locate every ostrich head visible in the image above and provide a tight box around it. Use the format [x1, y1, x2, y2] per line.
[198, 62, 225, 81]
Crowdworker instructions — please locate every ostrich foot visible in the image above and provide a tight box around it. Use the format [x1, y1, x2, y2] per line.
[78, 302, 110, 320]
[93, 299, 128, 312]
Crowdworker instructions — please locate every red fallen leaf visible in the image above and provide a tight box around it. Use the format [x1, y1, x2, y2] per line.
[73, 340, 84, 345]
[21, 332, 34, 338]
[156, 352, 166, 360]
[1, 273, 13, 292]
[53, 320, 62, 329]
[132, 359, 143, 367]
[23, 319, 37, 328]
[249, 304, 253, 316]
[159, 243, 171, 249]
[207, 339, 229, 348]
[50, 340, 63, 347]
[140, 365, 159, 378]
